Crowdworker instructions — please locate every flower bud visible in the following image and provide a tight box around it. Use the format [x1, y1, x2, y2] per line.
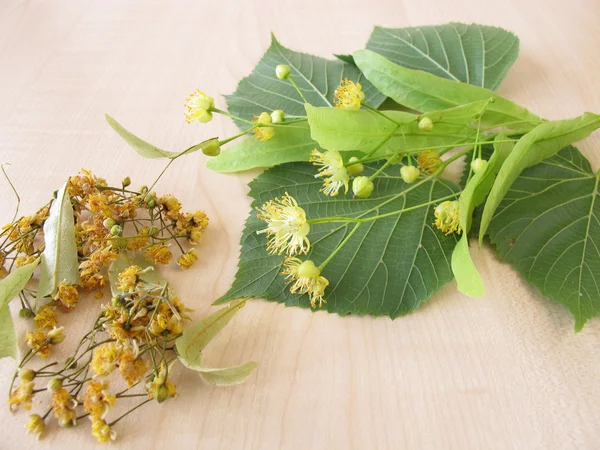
[47, 377, 63, 392]
[19, 369, 35, 382]
[400, 165, 420, 184]
[19, 308, 34, 319]
[139, 185, 149, 194]
[154, 385, 170, 403]
[59, 418, 75, 428]
[121, 176, 131, 187]
[352, 176, 374, 198]
[271, 109, 285, 124]
[276, 64, 291, 80]
[418, 116, 434, 131]
[103, 218, 116, 230]
[201, 139, 221, 157]
[47, 326, 66, 345]
[109, 224, 122, 236]
[471, 158, 488, 174]
[297, 260, 321, 278]
[346, 157, 364, 176]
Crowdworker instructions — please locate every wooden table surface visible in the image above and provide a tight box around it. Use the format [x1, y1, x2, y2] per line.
[1, 0, 599, 448]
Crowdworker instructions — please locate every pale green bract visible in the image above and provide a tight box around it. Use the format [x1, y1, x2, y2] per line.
[366, 23, 520, 90]
[106, 114, 178, 159]
[352, 49, 540, 129]
[488, 146, 600, 331]
[37, 183, 80, 302]
[0, 260, 39, 359]
[175, 299, 257, 386]
[216, 162, 459, 318]
[479, 112, 600, 241]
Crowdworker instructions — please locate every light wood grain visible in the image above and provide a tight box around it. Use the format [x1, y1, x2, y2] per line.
[1, 0, 599, 448]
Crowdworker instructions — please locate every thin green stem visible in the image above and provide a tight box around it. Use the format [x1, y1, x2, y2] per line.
[288, 76, 309, 103]
[108, 399, 153, 427]
[362, 102, 404, 126]
[318, 222, 362, 271]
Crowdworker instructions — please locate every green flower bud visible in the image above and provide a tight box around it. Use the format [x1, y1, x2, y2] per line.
[271, 109, 285, 124]
[155, 385, 170, 403]
[297, 260, 321, 279]
[47, 378, 63, 392]
[19, 308, 34, 319]
[352, 176, 374, 198]
[400, 165, 420, 184]
[418, 116, 434, 131]
[121, 176, 131, 187]
[276, 64, 291, 80]
[110, 224, 122, 236]
[201, 139, 221, 157]
[471, 158, 488, 174]
[347, 157, 364, 176]
[19, 369, 35, 382]
[145, 194, 156, 208]
[103, 218, 116, 230]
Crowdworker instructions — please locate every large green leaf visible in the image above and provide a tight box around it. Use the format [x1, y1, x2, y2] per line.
[366, 23, 519, 90]
[306, 102, 484, 155]
[353, 49, 540, 129]
[216, 163, 460, 317]
[225, 34, 386, 128]
[488, 146, 600, 331]
[207, 128, 319, 173]
[176, 299, 257, 386]
[479, 112, 600, 241]
[0, 260, 39, 359]
[37, 183, 80, 301]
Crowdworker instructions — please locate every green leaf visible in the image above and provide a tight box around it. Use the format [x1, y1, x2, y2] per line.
[366, 23, 520, 90]
[352, 49, 540, 129]
[0, 260, 39, 359]
[451, 136, 513, 297]
[107, 254, 165, 296]
[306, 102, 483, 155]
[479, 112, 600, 241]
[216, 162, 460, 317]
[176, 299, 256, 385]
[105, 114, 177, 159]
[487, 145, 600, 331]
[225, 34, 386, 128]
[207, 128, 320, 173]
[37, 183, 80, 301]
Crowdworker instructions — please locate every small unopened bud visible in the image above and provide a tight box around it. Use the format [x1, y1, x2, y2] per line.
[47, 326, 66, 345]
[155, 385, 170, 403]
[59, 418, 75, 428]
[109, 224, 122, 236]
[418, 116, 434, 131]
[139, 185, 149, 194]
[121, 176, 131, 187]
[471, 158, 488, 174]
[19, 369, 35, 382]
[271, 109, 285, 124]
[297, 260, 321, 278]
[400, 165, 420, 184]
[347, 157, 364, 176]
[275, 64, 291, 80]
[47, 378, 63, 392]
[145, 194, 156, 208]
[103, 218, 116, 230]
[201, 139, 221, 157]
[352, 176, 374, 198]
[19, 308, 34, 319]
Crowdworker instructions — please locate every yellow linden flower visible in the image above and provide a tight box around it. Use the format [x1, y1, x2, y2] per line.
[52, 283, 79, 309]
[91, 342, 122, 376]
[8, 381, 34, 411]
[185, 89, 214, 124]
[15, 255, 37, 267]
[25, 329, 50, 358]
[434, 200, 461, 235]
[91, 419, 116, 443]
[52, 388, 78, 427]
[253, 112, 275, 141]
[117, 265, 143, 291]
[281, 258, 329, 308]
[118, 348, 149, 387]
[146, 362, 178, 403]
[309, 149, 350, 196]
[417, 149, 442, 174]
[34, 307, 58, 330]
[83, 380, 116, 421]
[178, 250, 198, 269]
[47, 326, 66, 344]
[334, 79, 365, 110]
[256, 193, 310, 255]
[26, 414, 46, 440]
[144, 244, 172, 265]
